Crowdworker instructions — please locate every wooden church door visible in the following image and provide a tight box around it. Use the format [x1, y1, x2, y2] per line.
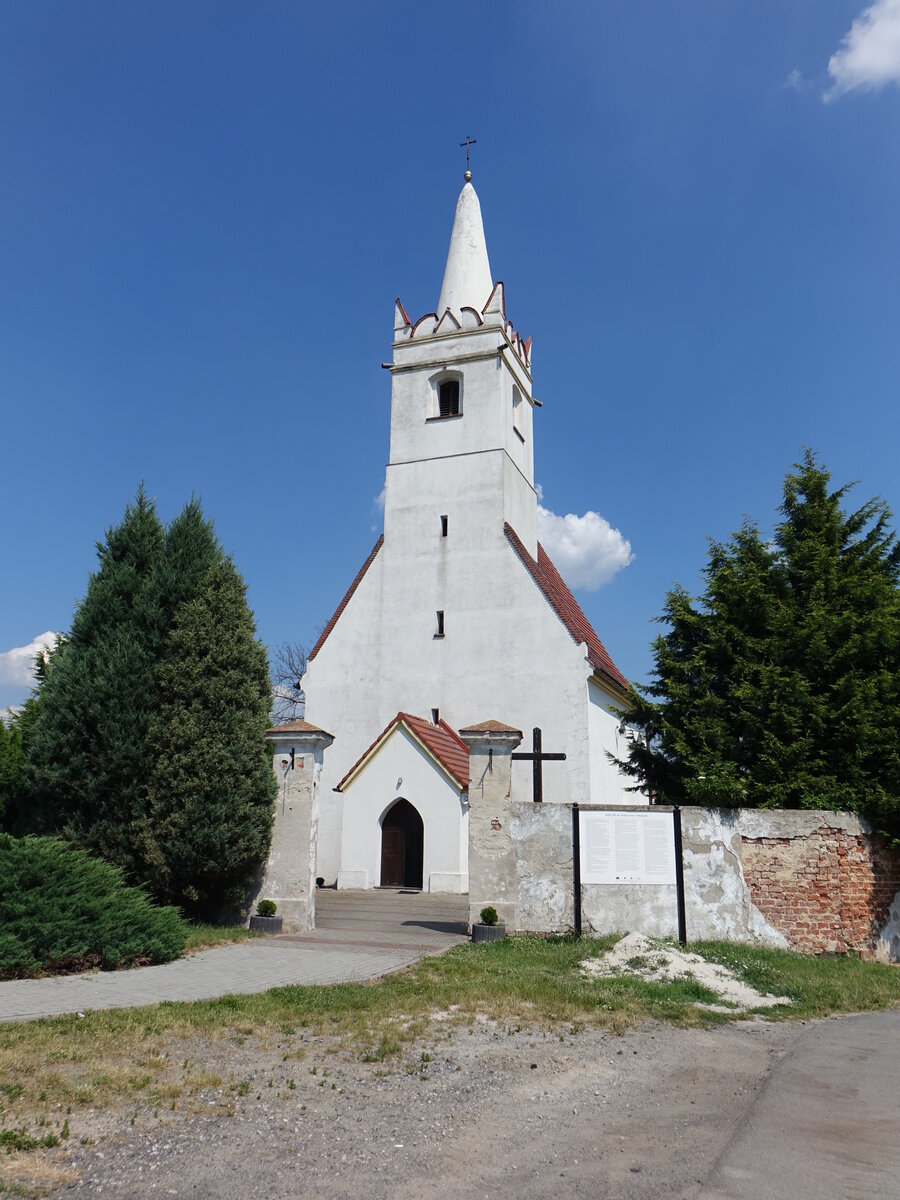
[380, 799, 424, 889]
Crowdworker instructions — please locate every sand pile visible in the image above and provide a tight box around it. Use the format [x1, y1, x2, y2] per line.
[583, 932, 791, 1011]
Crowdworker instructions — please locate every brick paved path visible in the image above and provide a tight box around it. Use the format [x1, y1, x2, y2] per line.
[0, 890, 468, 1024]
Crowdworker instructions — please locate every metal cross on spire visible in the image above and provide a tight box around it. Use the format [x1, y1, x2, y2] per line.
[459, 135, 477, 181]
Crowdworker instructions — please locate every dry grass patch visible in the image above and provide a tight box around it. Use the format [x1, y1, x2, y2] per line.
[0, 933, 897, 1173]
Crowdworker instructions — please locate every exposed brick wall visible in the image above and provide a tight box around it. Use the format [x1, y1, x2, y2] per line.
[741, 826, 900, 955]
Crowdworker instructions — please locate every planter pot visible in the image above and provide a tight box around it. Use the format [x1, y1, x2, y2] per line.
[472, 923, 506, 943]
[249, 914, 283, 934]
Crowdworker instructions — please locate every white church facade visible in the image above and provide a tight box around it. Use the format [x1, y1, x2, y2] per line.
[299, 172, 640, 892]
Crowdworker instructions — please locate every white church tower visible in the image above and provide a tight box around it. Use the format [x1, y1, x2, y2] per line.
[301, 170, 638, 891]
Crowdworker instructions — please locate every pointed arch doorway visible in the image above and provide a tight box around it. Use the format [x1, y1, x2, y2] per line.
[380, 799, 424, 889]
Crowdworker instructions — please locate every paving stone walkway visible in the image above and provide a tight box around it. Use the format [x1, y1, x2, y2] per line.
[0, 889, 469, 1024]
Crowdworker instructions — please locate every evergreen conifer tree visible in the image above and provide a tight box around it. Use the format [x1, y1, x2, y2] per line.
[26, 490, 277, 910]
[28, 489, 166, 872]
[617, 451, 900, 838]
[145, 559, 275, 914]
[0, 698, 42, 834]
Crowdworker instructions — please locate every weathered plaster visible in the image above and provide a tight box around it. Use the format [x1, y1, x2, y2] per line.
[680, 808, 788, 946]
[876, 888, 900, 963]
[464, 728, 521, 929]
[510, 802, 574, 932]
[254, 729, 332, 932]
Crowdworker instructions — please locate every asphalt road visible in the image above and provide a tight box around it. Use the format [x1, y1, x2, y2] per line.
[699, 1010, 900, 1200]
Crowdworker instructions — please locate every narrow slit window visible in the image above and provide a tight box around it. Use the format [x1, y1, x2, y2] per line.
[439, 379, 460, 417]
[435, 610, 445, 637]
[431, 708, 440, 725]
[440, 514, 448, 537]
[513, 385, 525, 441]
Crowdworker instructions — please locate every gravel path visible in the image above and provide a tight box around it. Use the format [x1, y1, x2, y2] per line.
[10, 1017, 793, 1199]
[11, 1012, 896, 1199]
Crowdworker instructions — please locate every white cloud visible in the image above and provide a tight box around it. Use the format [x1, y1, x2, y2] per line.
[784, 68, 808, 92]
[825, 0, 900, 101]
[0, 631, 58, 688]
[537, 503, 634, 591]
[374, 485, 386, 512]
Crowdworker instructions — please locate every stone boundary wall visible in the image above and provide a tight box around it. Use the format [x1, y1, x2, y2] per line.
[488, 804, 900, 961]
[740, 820, 900, 955]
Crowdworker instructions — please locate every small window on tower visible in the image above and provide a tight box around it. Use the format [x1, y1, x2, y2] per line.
[513, 385, 525, 442]
[440, 515, 448, 537]
[431, 708, 440, 725]
[438, 379, 460, 417]
[435, 610, 445, 638]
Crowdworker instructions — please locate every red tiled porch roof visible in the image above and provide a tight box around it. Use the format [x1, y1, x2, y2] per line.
[335, 711, 469, 793]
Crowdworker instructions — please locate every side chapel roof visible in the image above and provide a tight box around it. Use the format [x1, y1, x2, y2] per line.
[335, 712, 470, 793]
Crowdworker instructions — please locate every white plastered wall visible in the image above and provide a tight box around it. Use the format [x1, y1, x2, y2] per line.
[337, 727, 468, 893]
[588, 681, 645, 805]
[304, 523, 601, 881]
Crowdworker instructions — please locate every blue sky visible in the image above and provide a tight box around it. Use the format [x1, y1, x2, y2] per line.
[2, 1, 899, 710]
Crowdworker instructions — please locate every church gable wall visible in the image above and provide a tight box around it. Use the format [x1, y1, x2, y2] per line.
[303, 511, 596, 881]
[301, 549, 386, 880]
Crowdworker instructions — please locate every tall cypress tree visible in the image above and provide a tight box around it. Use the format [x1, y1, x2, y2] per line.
[0, 697, 42, 835]
[145, 559, 275, 915]
[617, 452, 900, 837]
[26, 491, 277, 910]
[28, 489, 166, 872]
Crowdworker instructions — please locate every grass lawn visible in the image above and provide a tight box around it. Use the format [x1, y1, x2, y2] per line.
[0, 935, 897, 1155]
[181, 924, 260, 954]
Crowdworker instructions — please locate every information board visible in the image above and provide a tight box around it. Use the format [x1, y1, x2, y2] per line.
[579, 810, 677, 886]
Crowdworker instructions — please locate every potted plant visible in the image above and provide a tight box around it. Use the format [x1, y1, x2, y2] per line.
[471, 905, 506, 943]
[249, 899, 283, 934]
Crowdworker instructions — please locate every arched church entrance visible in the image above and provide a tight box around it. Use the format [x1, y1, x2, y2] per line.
[380, 799, 424, 889]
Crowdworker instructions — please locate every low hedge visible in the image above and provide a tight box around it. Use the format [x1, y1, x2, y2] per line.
[0, 835, 187, 979]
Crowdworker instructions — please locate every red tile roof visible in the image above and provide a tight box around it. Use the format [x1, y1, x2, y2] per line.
[459, 719, 523, 735]
[308, 535, 384, 661]
[266, 719, 334, 737]
[504, 522, 629, 693]
[335, 712, 469, 792]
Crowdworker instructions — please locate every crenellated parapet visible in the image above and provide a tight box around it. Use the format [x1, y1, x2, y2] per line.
[393, 281, 533, 372]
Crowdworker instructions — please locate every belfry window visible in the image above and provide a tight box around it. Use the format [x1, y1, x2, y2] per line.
[435, 610, 445, 637]
[439, 379, 460, 417]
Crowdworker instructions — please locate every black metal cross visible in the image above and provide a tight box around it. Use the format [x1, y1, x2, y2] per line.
[459, 135, 477, 166]
[511, 727, 566, 804]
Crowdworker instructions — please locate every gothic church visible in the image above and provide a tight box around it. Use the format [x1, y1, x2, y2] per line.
[299, 172, 638, 892]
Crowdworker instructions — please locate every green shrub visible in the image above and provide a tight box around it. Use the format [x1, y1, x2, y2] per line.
[256, 899, 277, 917]
[0, 835, 187, 979]
[480, 906, 499, 927]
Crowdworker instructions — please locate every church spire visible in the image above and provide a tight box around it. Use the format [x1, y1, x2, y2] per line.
[437, 178, 493, 316]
